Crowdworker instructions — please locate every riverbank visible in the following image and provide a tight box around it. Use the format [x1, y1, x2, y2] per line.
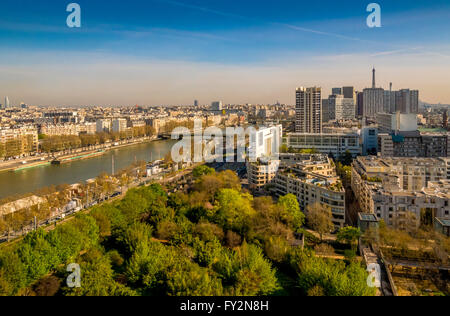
[0, 161, 202, 245]
[0, 136, 160, 173]
[0, 139, 176, 200]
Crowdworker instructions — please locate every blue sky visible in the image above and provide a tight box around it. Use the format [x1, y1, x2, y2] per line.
[1, 0, 450, 106]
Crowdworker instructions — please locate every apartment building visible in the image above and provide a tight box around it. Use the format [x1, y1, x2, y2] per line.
[96, 119, 112, 133]
[112, 118, 128, 133]
[351, 156, 450, 227]
[378, 132, 448, 158]
[0, 126, 39, 157]
[273, 155, 345, 228]
[39, 123, 96, 136]
[295, 87, 322, 134]
[247, 153, 345, 227]
[246, 158, 280, 189]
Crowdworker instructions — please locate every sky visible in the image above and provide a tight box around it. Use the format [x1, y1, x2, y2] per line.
[0, 0, 450, 106]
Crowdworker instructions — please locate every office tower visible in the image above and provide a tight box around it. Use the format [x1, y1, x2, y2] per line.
[409, 90, 419, 114]
[342, 86, 356, 99]
[397, 89, 419, 114]
[331, 95, 355, 120]
[385, 82, 397, 113]
[363, 88, 384, 117]
[356, 92, 364, 117]
[383, 91, 392, 113]
[194, 100, 199, 107]
[363, 68, 384, 117]
[322, 98, 333, 122]
[443, 110, 448, 130]
[211, 101, 223, 112]
[5, 96, 10, 109]
[295, 87, 322, 133]
[332, 88, 342, 95]
[387, 89, 419, 114]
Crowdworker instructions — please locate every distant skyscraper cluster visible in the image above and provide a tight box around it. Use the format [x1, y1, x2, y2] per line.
[1, 96, 10, 109]
[211, 101, 223, 112]
[294, 68, 420, 136]
[362, 68, 419, 118]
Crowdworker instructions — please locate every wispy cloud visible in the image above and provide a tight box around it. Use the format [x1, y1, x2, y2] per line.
[154, 0, 249, 20]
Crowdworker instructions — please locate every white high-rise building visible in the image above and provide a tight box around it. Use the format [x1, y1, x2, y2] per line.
[295, 87, 322, 134]
[5, 97, 10, 109]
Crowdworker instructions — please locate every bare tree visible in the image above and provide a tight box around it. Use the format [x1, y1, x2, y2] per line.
[306, 203, 334, 241]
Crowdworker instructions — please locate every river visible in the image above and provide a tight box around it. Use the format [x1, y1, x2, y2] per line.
[0, 139, 176, 199]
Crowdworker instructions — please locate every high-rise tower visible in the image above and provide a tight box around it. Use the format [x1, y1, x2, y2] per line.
[372, 67, 376, 88]
[295, 87, 322, 134]
[363, 68, 384, 117]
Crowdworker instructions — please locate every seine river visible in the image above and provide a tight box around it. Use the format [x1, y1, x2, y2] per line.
[0, 139, 176, 199]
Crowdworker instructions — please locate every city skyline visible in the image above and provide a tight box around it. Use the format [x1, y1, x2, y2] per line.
[1, 0, 450, 106]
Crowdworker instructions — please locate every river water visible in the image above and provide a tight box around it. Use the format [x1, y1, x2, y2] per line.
[0, 140, 176, 199]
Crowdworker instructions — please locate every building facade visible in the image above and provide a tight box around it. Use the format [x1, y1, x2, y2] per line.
[272, 155, 345, 227]
[295, 87, 322, 134]
[352, 156, 450, 227]
[112, 118, 128, 133]
[378, 132, 448, 158]
[285, 133, 361, 158]
[0, 127, 39, 158]
[363, 88, 384, 118]
[247, 153, 346, 227]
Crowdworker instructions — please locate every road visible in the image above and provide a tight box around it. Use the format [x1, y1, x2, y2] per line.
[0, 163, 201, 245]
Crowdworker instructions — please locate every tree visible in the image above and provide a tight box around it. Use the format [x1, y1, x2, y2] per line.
[193, 165, 215, 179]
[291, 249, 375, 296]
[337, 226, 361, 251]
[0, 143, 5, 158]
[212, 189, 255, 234]
[336, 162, 352, 187]
[339, 150, 354, 166]
[280, 144, 289, 153]
[277, 194, 305, 232]
[306, 203, 334, 241]
[64, 248, 136, 296]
